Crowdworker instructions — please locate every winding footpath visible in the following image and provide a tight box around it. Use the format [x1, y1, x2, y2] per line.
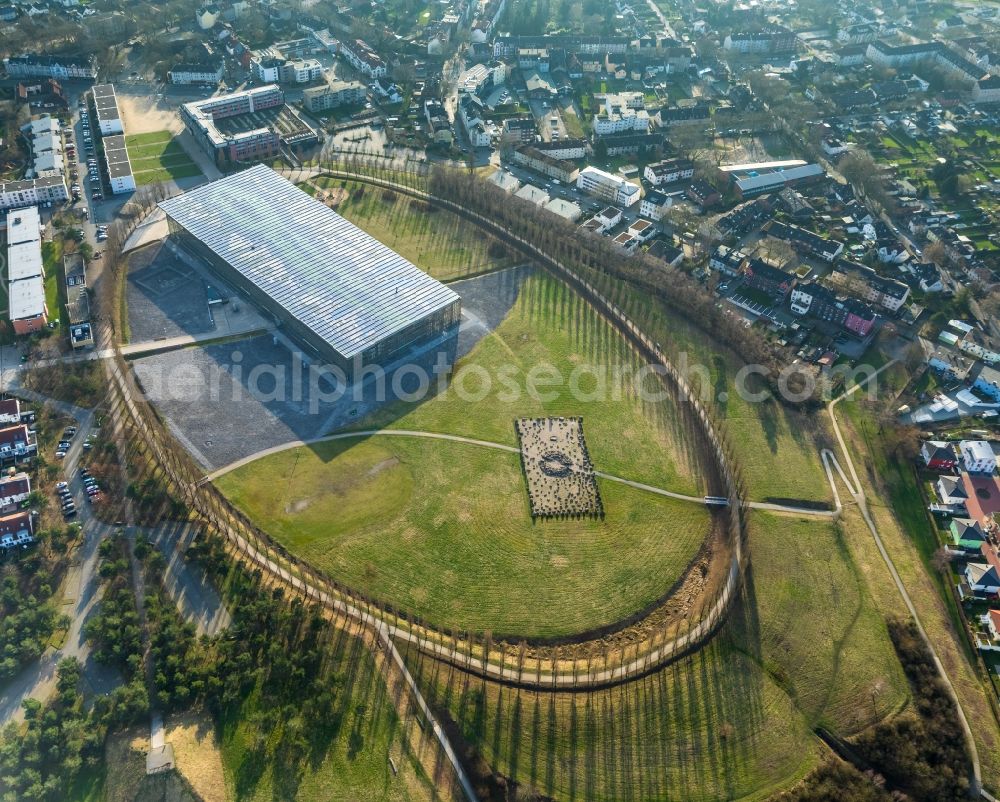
[205, 428, 840, 518]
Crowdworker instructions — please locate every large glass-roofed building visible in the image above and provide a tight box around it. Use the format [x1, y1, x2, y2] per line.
[159, 165, 461, 370]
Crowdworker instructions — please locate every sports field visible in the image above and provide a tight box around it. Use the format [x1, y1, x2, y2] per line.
[217, 271, 716, 636]
[125, 131, 202, 186]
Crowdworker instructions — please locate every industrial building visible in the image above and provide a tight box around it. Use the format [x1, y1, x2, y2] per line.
[720, 160, 824, 198]
[91, 84, 124, 135]
[158, 166, 461, 371]
[101, 135, 135, 195]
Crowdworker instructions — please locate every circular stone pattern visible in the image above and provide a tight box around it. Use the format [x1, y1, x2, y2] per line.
[540, 451, 574, 478]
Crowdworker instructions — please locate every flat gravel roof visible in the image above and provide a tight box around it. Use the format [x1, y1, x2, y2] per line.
[159, 165, 459, 360]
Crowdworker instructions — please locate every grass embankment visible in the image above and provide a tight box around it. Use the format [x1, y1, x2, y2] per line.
[403, 510, 907, 801]
[606, 284, 833, 505]
[218, 436, 711, 638]
[317, 179, 517, 281]
[835, 395, 1000, 787]
[220, 633, 438, 802]
[125, 131, 202, 186]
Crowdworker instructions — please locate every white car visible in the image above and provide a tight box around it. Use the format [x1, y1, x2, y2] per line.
[55, 450, 67, 459]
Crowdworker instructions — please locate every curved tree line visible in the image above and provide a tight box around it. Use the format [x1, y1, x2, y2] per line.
[95, 161, 752, 690]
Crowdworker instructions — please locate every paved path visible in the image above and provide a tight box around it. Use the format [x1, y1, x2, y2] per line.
[824, 360, 983, 797]
[205, 427, 840, 517]
[145, 521, 231, 637]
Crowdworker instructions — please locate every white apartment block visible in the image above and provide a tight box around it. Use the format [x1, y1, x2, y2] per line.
[576, 166, 640, 207]
[592, 93, 649, 136]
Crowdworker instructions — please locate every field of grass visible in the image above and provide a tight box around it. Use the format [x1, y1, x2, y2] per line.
[221, 632, 438, 802]
[42, 239, 65, 335]
[218, 435, 711, 638]
[126, 131, 202, 186]
[608, 287, 833, 505]
[319, 179, 517, 281]
[400, 509, 909, 801]
[355, 272, 704, 495]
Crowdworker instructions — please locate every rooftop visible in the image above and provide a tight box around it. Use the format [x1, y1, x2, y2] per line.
[158, 166, 460, 361]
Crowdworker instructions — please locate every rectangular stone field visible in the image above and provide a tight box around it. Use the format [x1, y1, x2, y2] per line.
[515, 417, 604, 519]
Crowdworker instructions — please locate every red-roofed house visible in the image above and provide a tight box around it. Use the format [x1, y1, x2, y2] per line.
[0, 510, 34, 552]
[0, 473, 31, 512]
[921, 440, 958, 471]
[986, 610, 1000, 641]
[0, 425, 36, 460]
[0, 398, 22, 425]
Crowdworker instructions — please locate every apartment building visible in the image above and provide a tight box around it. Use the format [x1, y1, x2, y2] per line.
[302, 80, 366, 112]
[576, 166, 640, 206]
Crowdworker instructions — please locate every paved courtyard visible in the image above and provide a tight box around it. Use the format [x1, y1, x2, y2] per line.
[132, 265, 533, 471]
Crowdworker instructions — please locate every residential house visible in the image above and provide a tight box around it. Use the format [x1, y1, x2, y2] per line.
[639, 189, 680, 221]
[950, 518, 986, 553]
[628, 219, 656, 244]
[973, 364, 1000, 402]
[687, 179, 720, 208]
[646, 239, 684, 268]
[643, 158, 694, 186]
[788, 282, 878, 337]
[965, 543, 1000, 596]
[762, 220, 844, 262]
[511, 146, 579, 183]
[961, 440, 996, 474]
[710, 245, 748, 277]
[922, 440, 959, 471]
[0, 473, 31, 513]
[0, 511, 34, 551]
[340, 39, 386, 79]
[740, 258, 795, 300]
[936, 474, 968, 509]
[829, 260, 910, 313]
[0, 425, 36, 460]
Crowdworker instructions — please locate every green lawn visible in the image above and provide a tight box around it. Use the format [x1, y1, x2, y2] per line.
[402, 509, 909, 801]
[320, 180, 516, 281]
[42, 239, 66, 335]
[125, 131, 202, 187]
[218, 271, 716, 636]
[221, 633, 438, 802]
[218, 436, 711, 638]
[131, 163, 203, 186]
[124, 130, 173, 147]
[355, 272, 704, 495]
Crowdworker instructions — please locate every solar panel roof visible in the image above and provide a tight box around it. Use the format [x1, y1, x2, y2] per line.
[159, 165, 460, 360]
